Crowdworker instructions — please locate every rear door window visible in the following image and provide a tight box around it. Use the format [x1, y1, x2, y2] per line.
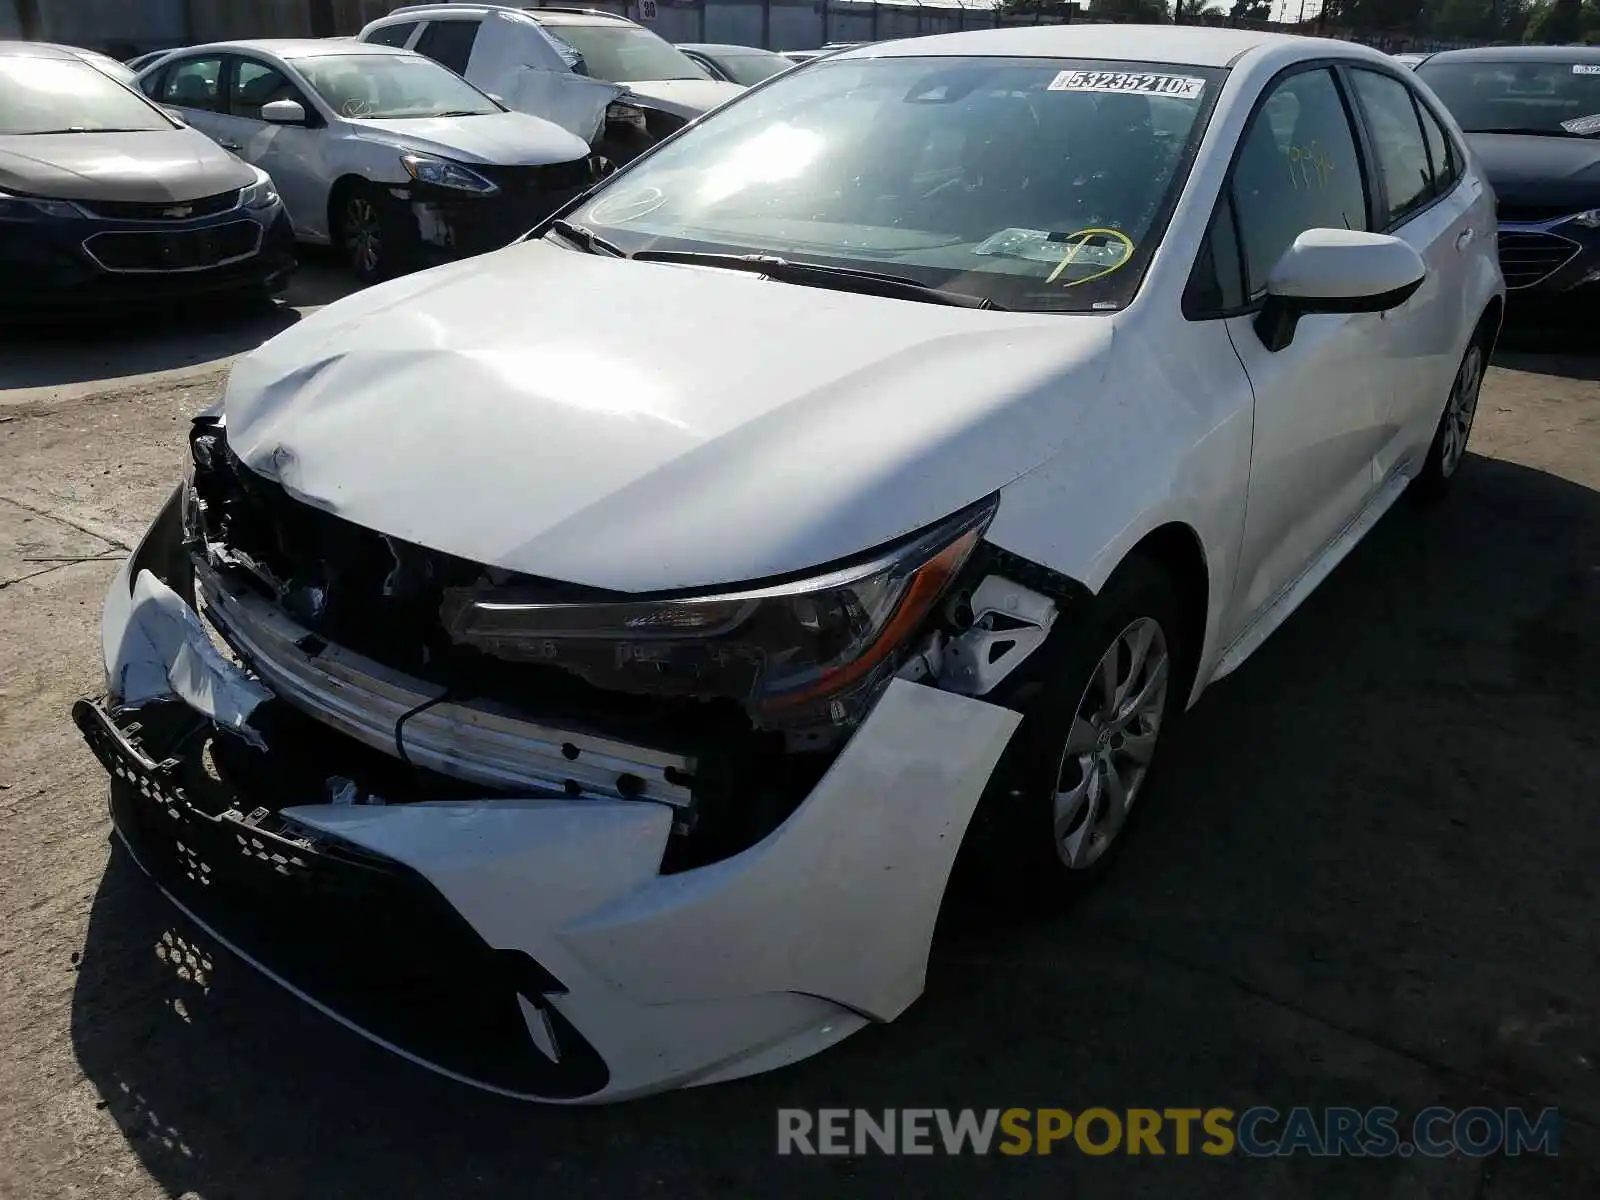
[159, 56, 225, 113]
[413, 19, 481, 76]
[365, 21, 418, 49]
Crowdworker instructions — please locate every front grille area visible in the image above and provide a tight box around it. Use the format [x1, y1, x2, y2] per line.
[76, 189, 240, 221]
[476, 158, 596, 198]
[1497, 229, 1579, 289]
[84, 220, 261, 273]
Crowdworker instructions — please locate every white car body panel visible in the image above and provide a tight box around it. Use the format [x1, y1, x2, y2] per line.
[613, 78, 746, 121]
[222, 238, 1116, 592]
[86, 26, 1506, 1103]
[139, 41, 589, 244]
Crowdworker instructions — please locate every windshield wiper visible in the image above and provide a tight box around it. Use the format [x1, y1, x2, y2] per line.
[629, 250, 1004, 309]
[547, 218, 627, 258]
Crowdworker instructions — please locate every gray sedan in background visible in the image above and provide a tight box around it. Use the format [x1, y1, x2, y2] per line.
[676, 43, 793, 86]
[0, 41, 295, 315]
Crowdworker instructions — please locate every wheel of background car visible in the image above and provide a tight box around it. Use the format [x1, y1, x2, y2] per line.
[1410, 331, 1488, 503]
[957, 553, 1186, 902]
[337, 182, 415, 284]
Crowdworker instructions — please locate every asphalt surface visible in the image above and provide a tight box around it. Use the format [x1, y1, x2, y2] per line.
[0, 269, 1596, 1198]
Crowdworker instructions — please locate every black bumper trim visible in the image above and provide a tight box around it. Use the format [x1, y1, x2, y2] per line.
[74, 697, 611, 1100]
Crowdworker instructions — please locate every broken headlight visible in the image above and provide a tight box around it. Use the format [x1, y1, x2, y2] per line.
[442, 496, 998, 728]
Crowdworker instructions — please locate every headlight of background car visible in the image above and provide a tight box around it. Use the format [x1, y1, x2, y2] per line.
[400, 153, 499, 195]
[1569, 208, 1600, 229]
[240, 170, 279, 211]
[0, 191, 85, 220]
[441, 496, 999, 729]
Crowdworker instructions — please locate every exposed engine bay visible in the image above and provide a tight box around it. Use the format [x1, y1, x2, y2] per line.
[176, 413, 1083, 867]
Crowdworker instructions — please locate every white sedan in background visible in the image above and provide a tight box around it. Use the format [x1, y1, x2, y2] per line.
[137, 39, 597, 280]
[81, 26, 1501, 1103]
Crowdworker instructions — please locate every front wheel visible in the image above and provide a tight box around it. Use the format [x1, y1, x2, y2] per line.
[336, 183, 414, 285]
[959, 555, 1186, 900]
[1409, 337, 1486, 504]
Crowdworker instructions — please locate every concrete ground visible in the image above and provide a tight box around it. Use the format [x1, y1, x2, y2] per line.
[0, 272, 1595, 1198]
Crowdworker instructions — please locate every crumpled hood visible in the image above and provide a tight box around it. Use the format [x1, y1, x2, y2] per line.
[619, 78, 745, 120]
[223, 239, 1114, 592]
[1468, 132, 1600, 210]
[0, 128, 256, 202]
[353, 110, 589, 166]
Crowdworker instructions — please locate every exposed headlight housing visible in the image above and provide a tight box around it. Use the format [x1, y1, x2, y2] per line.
[399, 153, 499, 195]
[442, 497, 999, 729]
[240, 170, 279, 211]
[0, 190, 85, 220]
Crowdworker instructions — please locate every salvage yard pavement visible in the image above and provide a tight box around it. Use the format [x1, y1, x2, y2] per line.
[1, 304, 1596, 1198]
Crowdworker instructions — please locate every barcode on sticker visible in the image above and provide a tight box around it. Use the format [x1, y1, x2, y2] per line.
[1047, 70, 1205, 99]
[1573, 63, 1600, 74]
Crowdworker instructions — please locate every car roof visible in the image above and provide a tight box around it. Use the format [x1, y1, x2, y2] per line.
[374, 4, 633, 25]
[0, 40, 89, 61]
[1419, 43, 1600, 64]
[169, 38, 428, 60]
[677, 43, 780, 56]
[844, 25, 1318, 69]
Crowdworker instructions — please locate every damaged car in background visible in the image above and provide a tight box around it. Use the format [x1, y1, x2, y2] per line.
[138, 39, 601, 281]
[77, 26, 1502, 1102]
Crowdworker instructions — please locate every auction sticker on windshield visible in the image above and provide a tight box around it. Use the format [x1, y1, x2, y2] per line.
[1048, 70, 1205, 99]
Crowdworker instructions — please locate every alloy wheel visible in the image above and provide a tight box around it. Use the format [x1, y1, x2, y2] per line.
[344, 195, 382, 277]
[1439, 343, 1484, 478]
[1053, 617, 1170, 870]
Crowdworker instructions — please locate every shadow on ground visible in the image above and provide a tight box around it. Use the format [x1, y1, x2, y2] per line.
[0, 253, 357, 393]
[66, 448, 1600, 1199]
[1493, 303, 1600, 381]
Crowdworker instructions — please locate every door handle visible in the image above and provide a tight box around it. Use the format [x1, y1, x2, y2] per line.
[1455, 227, 1475, 251]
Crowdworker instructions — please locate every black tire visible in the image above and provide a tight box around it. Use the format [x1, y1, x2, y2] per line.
[1409, 331, 1488, 505]
[957, 554, 1188, 906]
[334, 181, 415, 285]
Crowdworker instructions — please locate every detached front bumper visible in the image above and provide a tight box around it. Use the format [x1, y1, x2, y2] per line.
[79, 491, 1020, 1102]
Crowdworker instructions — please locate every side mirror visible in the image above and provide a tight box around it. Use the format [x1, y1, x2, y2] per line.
[260, 99, 307, 126]
[1254, 229, 1426, 352]
[162, 106, 187, 125]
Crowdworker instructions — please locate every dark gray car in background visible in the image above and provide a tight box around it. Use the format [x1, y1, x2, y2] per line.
[1418, 45, 1600, 298]
[0, 41, 295, 315]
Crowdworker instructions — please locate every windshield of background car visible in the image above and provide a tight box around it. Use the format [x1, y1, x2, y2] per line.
[293, 53, 499, 119]
[569, 56, 1225, 312]
[0, 56, 170, 134]
[544, 24, 711, 82]
[1418, 59, 1600, 135]
[713, 51, 791, 86]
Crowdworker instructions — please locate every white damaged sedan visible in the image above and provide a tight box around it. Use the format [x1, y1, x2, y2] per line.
[77, 26, 1503, 1102]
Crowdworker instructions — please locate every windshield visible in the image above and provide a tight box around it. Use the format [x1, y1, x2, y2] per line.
[711, 50, 791, 87]
[294, 53, 499, 119]
[1418, 59, 1600, 135]
[0, 55, 169, 134]
[565, 56, 1222, 312]
[543, 24, 709, 83]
